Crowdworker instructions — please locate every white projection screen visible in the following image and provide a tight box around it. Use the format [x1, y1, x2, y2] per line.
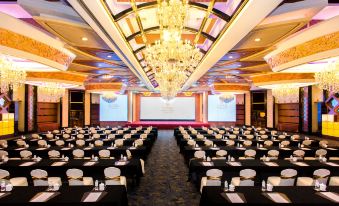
[208, 94, 236, 121]
[140, 97, 195, 120]
[100, 94, 128, 121]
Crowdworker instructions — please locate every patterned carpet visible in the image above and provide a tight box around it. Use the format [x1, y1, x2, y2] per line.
[128, 130, 200, 206]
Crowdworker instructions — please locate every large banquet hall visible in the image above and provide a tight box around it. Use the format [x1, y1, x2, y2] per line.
[0, 0, 339, 205]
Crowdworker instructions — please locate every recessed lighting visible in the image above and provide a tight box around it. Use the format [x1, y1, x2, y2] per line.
[81, 37, 88, 41]
[107, 55, 112, 58]
[229, 55, 233, 59]
[254, 38, 261, 42]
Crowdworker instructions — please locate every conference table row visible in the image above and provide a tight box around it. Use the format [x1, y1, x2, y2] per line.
[188, 159, 339, 185]
[0, 185, 128, 206]
[200, 186, 339, 205]
[0, 158, 143, 184]
[174, 127, 259, 136]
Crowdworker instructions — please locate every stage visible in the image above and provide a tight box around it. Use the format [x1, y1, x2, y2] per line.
[125, 121, 210, 129]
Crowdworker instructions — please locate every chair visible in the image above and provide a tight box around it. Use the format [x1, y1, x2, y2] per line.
[52, 130, 60, 134]
[56, 140, 65, 147]
[126, 150, 132, 159]
[65, 130, 72, 134]
[123, 134, 132, 139]
[0, 169, 10, 184]
[244, 131, 251, 135]
[31, 169, 62, 186]
[94, 140, 104, 147]
[17, 140, 27, 148]
[233, 131, 240, 135]
[79, 130, 86, 134]
[259, 131, 266, 135]
[204, 140, 213, 147]
[302, 140, 312, 147]
[187, 140, 196, 147]
[66, 169, 93, 186]
[134, 139, 143, 147]
[264, 140, 273, 147]
[197, 134, 204, 140]
[261, 135, 269, 140]
[267, 150, 279, 160]
[38, 140, 47, 148]
[240, 149, 256, 159]
[105, 130, 112, 134]
[73, 149, 84, 159]
[329, 176, 339, 186]
[267, 169, 297, 186]
[20, 150, 32, 159]
[194, 151, 205, 160]
[0, 140, 8, 148]
[31, 134, 40, 139]
[207, 130, 213, 135]
[316, 149, 327, 157]
[46, 134, 54, 139]
[99, 149, 110, 159]
[319, 140, 328, 148]
[215, 134, 222, 139]
[108, 134, 116, 139]
[76, 140, 85, 147]
[219, 130, 225, 135]
[77, 134, 84, 139]
[115, 139, 124, 147]
[245, 135, 254, 140]
[226, 140, 235, 146]
[104, 167, 127, 187]
[63, 134, 70, 139]
[243, 140, 252, 147]
[213, 150, 227, 160]
[297, 169, 330, 186]
[140, 134, 148, 139]
[0, 150, 9, 158]
[281, 140, 290, 147]
[229, 135, 237, 139]
[92, 134, 101, 139]
[291, 135, 300, 140]
[200, 169, 223, 193]
[48, 150, 60, 159]
[293, 150, 305, 159]
[231, 169, 256, 186]
[278, 135, 286, 140]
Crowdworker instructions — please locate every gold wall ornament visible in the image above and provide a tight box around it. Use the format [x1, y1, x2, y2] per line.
[271, 85, 300, 104]
[37, 82, 65, 103]
[0, 28, 74, 68]
[183, 91, 193, 96]
[101, 92, 118, 103]
[142, 91, 152, 96]
[0, 56, 26, 93]
[314, 59, 339, 94]
[219, 93, 235, 104]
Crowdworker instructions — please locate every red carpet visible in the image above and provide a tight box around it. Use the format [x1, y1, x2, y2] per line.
[126, 121, 210, 129]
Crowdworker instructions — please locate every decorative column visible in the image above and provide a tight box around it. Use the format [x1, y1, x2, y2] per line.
[62, 89, 69, 128]
[84, 91, 91, 126]
[267, 89, 274, 128]
[245, 91, 251, 126]
[202, 91, 208, 123]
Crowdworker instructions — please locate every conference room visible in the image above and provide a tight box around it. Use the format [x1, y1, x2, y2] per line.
[0, 0, 339, 205]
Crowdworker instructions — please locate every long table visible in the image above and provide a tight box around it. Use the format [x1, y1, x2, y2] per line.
[200, 186, 339, 205]
[0, 185, 128, 206]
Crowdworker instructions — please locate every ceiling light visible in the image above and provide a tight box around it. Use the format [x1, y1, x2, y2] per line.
[101, 74, 112, 79]
[254, 38, 261, 42]
[101, 92, 117, 103]
[0, 56, 26, 93]
[229, 55, 233, 59]
[315, 59, 339, 93]
[81, 37, 88, 41]
[107, 55, 112, 58]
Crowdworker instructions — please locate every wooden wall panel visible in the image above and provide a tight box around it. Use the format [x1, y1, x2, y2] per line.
[236, 104, 245, 125]
[90, 104, 100, 126]
[37, 102, 59, 132]
[277, 103, 299, 132]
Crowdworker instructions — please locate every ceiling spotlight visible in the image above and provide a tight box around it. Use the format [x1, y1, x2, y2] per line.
[229, 55, 233, 59]
[101, 74, 112, 79]
[81, 37, 88, 41]
[254, 38, 261, 42]
[107, 55, 112, 58]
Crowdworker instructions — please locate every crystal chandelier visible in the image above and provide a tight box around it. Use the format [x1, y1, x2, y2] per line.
[38, 82, 65, 102]
[219, 93, 235, 104]
[101, 92, 118, 103]
[315, 59, 339, 94]
[157, 0, 188, 32]
[0, 56, 26, 93]
[272, 85, 299, 103]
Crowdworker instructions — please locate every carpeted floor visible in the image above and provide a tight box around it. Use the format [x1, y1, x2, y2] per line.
[127, 130, 200, 206]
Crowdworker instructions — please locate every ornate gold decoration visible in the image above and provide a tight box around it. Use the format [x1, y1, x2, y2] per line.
[213, 84, 250, 92]
[142, 91, 152, 96]
[85, 83, 123, 91]
[27, 72, 86, 84]
[251, 73, 314, 84]
[0, 56, 26, 93]
[315, 59, 339, 94]
[271, 85, 300, 103]
[0, 28, 74, 68]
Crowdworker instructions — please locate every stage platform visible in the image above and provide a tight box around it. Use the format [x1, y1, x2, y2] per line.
[125, 121, 210, 129]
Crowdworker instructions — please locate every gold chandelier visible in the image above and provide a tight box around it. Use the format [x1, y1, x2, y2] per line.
[315, 59, 339, 94]
[272, 85, 300, 103]
[101, 92, 118, 103]
[0, 56, 26, 93]
[38, 82, 65, 102]
[219, 93, 235, 104]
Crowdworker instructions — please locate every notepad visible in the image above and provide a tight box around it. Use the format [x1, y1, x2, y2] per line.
[324, 162, 339, 167]
[301, 148, 311, 150]
[36, 148, 47, 150]
[280, 148, 291, 150]
[265, 193, 290, 203]
[115, 161, 128, 166]
[20, 162, 36, 166]
[107, 147, 116, 150]
[327, 148, 337, 150]
[129, 147, 137, 150]
[15, 148, 25, 150]
[201, 162, 214, 166]
[236, 147, 246, 150]
[258, 148, 268, 150]
[30, 192, 56, 202]
[61, 148, 71, 150]
[224, 193, 245, 203]
[51, 162, 67, 166]
[193, 147, 202, 150]
[264, 162, 279, 167]
[227, 162, 241, 166]
[318, 192, 339, 203]
[210, 147, 220, 150]
[84, 147, 92, 150]
[293, 162, 309, 166]
[84, 161, 97, 166]
[82, 192, 102, 202]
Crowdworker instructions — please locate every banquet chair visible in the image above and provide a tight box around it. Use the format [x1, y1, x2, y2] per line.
[194, 151, 205, 160]
[319, 140, 328, 148]
[302, 140, 312, 147]
[76, 140, 85, 147]
[105, 130, 112, 134]
[291, 135, 300, 140]
[79, 130, 86, 134]
[0, 150, 8, 157]
[77, 134, 84, 139]
[55, 140, 65, 147]
[264, 140, 273, 147]
[267, 169, 297, 186]
[233, 131, 240, 135]
[31, 169, 62, 186]
[231, 169, 256, 186]
[261, 135, 269, 140]
[296, 169, 330, 186]
[226, 140, 235, 146]
[92, 134, 101, 139]
[46, 134, 54, 140]
[0, 140, 8, 148]
[200, 169, 223, 193]
[20, 150, 32, 159]
[38, 140, 47, 148]
[183, 134, 190, 140]
[63, 134, 70, 139]
[73, 149, 85, 159]
[259, 131, 266, 135]
[244, 131, 251, 135]
[207, 130, 213, 135]
[305, 149, 327, 160]
[52, 130, 60, 134]
[187, 140, 196, 147]
[219, 130, 225, 135]
[134, 139, 143, 147]
[140, 134, 148, 139]
[108, 134, 116, 139]
[234, 127, 240, 131]
[99, 149, 110, 159]
[243, 140, 252, 147]
[91, 129, 98, 134]
[329, 176, 339, 186]
[245, 135, 254, 140]
[229, 135, 237, 139]
[267, 150, 279, 160]
[31, 134, 40, 139]
[271, 131, 278, 135]
[123, 134, 132, 139]
[215, 134, 222, 139]
[48, 150, 60, 159]
[131, 130, 137, 134]
[144, 130, 151, 134]
[94, 140, 104, 147]
[0, 169, 10, 184]
[66, 169, 93, 186]
[17, 140, 27, 148]
[281, 140, 290, 147]
[240, 149, 256, 159]
[197, 134, 204, 140]
[115, 139, 124, 147]
[212, 150, 227, 160]
[204, 140, 213, 147]
[293, 150, 305, 159]
[278, 135, 286, 140]
[104, 167, 127, 188]
[65, 130, 72, 134]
